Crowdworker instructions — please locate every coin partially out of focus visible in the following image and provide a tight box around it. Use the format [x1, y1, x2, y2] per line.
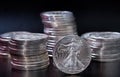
[81, 32, 120, 62]
[9, 32, 50, 70]
[53, 35, 91, 74]
[41, 11, 77, 57]
[0, 31, 31, 73]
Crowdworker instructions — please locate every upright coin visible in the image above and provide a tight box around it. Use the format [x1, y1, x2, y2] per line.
[53, 35, 91, 74]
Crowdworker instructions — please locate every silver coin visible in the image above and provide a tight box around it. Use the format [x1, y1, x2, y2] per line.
[0, 31, 30, 48]
[11, 33, 47, 45]
[93, 52, 120, 62]
[53, 35, 91, 74]
[0, 52, 11, 58]
[5, 32, 50, 70]
[9, 40, 46, 50]
[47, 40, 56, 43]
[9, 47, 46, 56]
[12, 57, 49, 65]
[11, 56, 49, 64]
[45, 31, 76, 36]
[47, 44, 55, 48]
[81, 32, 120, 62]
[47, 42, 56, 45]
[11, 52, 49, 59]
[11, 56, 49, 67]
[41, 11, 74, 22]
[44, 26, 76, 33]
[11, 61, 49, 70]
[0, 31, 30, 40]
[0, 31, 30, 57]
[42, 22, 76, 30]
[0, 46, 8, 52]
[11, 55, 49, 63]
[46, 47, 54, 51]
[50, 32, 76, 36]
[47, 35, 65, 41]
[12, 58, 49, 65]
[41, 11, 77, 57]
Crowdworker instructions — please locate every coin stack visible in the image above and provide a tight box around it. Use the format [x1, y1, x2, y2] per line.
[9, 33, 49, 70]
[81, 32, 120, 62]
[0, 31, 30, 58]
[0, 32, 12, 54]
[0, 32, 13, 71]
[40, 11, 77, 56]
[0, 31, 30, 71]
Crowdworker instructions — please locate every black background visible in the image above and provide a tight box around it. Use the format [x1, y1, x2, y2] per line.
[0, 0, 120, 35]
[0, 1, 120, 77]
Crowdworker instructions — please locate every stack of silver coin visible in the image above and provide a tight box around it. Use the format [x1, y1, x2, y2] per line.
[81, 32, 120, 62]
[0, 32, 13, 71]
[0, 31, 30, 56]
[9, 33, 49, 70]
[0, 31, 30, 71]
[0, 32, 12, 54]
[40, 11, 77, 56]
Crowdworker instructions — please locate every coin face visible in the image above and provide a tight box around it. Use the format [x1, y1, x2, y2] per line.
[53, 35, 91, 74]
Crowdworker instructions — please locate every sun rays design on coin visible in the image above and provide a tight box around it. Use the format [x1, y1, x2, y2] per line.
[53, 35, 91, 74]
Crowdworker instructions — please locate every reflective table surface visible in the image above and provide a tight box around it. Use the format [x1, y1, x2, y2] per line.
[0, 57, 120, 77]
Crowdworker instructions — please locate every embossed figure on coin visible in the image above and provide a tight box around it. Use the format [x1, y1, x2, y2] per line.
[53, 35, 91, 74]
[58, 37, 84, 70]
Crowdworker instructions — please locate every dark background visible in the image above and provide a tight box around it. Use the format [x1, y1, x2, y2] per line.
[0, 1, 120, 77]
[0, 0, 120, 35]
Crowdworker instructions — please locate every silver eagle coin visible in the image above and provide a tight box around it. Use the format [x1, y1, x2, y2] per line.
[53, 35, 91, 74]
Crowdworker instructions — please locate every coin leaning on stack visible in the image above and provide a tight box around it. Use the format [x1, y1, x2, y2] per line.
[9, 33, 49, 70]
[81, 32, 120, 62]
[40, 11, 77, 56]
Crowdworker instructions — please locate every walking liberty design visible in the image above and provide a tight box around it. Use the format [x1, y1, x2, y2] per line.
[57, 37, 85, 70]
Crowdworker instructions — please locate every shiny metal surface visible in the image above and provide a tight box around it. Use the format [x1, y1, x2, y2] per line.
[8, 33, 50, 70]
[81, 32, 120, 62]
[11, 61, 49, 70]
[41, 11, 77, 56]
[53, 35, 91, 74]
